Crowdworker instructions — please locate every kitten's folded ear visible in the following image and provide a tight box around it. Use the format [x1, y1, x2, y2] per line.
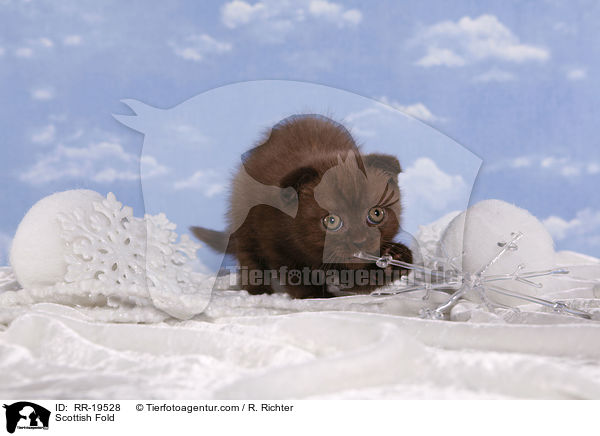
[279, 166, 320, 203]
[363, 153, 402, 175]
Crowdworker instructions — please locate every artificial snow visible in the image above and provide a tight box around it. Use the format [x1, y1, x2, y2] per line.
[1, 197, 600, 399]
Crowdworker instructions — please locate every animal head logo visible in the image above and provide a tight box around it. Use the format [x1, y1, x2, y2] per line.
[114, 80, 480, 299]
[3, 402, 50, 434]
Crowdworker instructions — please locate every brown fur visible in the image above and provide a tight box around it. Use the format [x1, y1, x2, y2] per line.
[192, 115, 412, 298]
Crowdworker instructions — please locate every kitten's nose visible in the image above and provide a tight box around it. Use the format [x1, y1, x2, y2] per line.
[352, 236, 368, 248]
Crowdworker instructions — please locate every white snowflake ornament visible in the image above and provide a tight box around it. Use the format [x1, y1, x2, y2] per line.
[9, 190, 209, 320]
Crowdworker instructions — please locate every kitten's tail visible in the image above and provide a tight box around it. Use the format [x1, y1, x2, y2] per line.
[190, 226, 231, 253]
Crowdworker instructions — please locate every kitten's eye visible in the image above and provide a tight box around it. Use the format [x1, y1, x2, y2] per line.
[323, 214, 343, 231]
[367, 207, 385, 224]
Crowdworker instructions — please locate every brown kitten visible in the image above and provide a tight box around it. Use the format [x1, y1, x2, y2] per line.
[192, 114, 413, 298]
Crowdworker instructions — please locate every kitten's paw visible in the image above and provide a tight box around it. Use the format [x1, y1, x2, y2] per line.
[382, 242, 413, 265]
[381, 243, 413, 277]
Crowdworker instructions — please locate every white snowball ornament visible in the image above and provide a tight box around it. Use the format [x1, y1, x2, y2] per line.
[439, 199, 558, 306]
[6, 189, 208, 321]
[10, 190, 105, 289]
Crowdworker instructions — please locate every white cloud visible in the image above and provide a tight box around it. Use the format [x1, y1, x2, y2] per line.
[543, 216, 573, 241]
[415, 47, 466, 67]
[473, 68, 516, 83]
[486, 155, 532, 171]
[174, 169, 227, 197]
[308, 0, 362, 26]
[15, 47, 34, 58]
[92, 168, 139, 183]
[345, 107, 380, 123]
[38, 37, 54, 48]
[543, 209, 600, 244]
[167, 123, 209, 147]
[566, 67, 587, 81]
[560, 165, 581, 177]
[346, 99, 444, 126]
[92, 157, 168, 182]
[20, 142, 168, 185]
[378, 97, 441, 123]
[170, 34, 232, 62]
[220, 0, 362, 42]
[63, 35, 83, 46]
[540, 156, 566, 168]
[0, 46, 5, 56]
[31, 124, 56, 144]
[539, 156, 584, 177]
[587, 163, 600, 175]
[511, 156, 532, 168]
[399, 157, 468, 213]
[488, 154, 600, 178]
[30, 87, 55, 101]
[14, 38, 55, 58]
[222, 0, 267, 28]
[140, 155, 170, 179]
[413, 15, 549, 68]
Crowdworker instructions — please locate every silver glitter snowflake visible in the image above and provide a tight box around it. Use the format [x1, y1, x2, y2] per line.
[356, 231, 592, 320]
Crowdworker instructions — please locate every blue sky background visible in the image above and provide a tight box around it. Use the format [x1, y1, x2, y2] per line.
[1, 0, 599, 267]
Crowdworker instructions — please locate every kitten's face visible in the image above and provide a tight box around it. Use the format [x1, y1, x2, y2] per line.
[288, 154, 402, 266]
